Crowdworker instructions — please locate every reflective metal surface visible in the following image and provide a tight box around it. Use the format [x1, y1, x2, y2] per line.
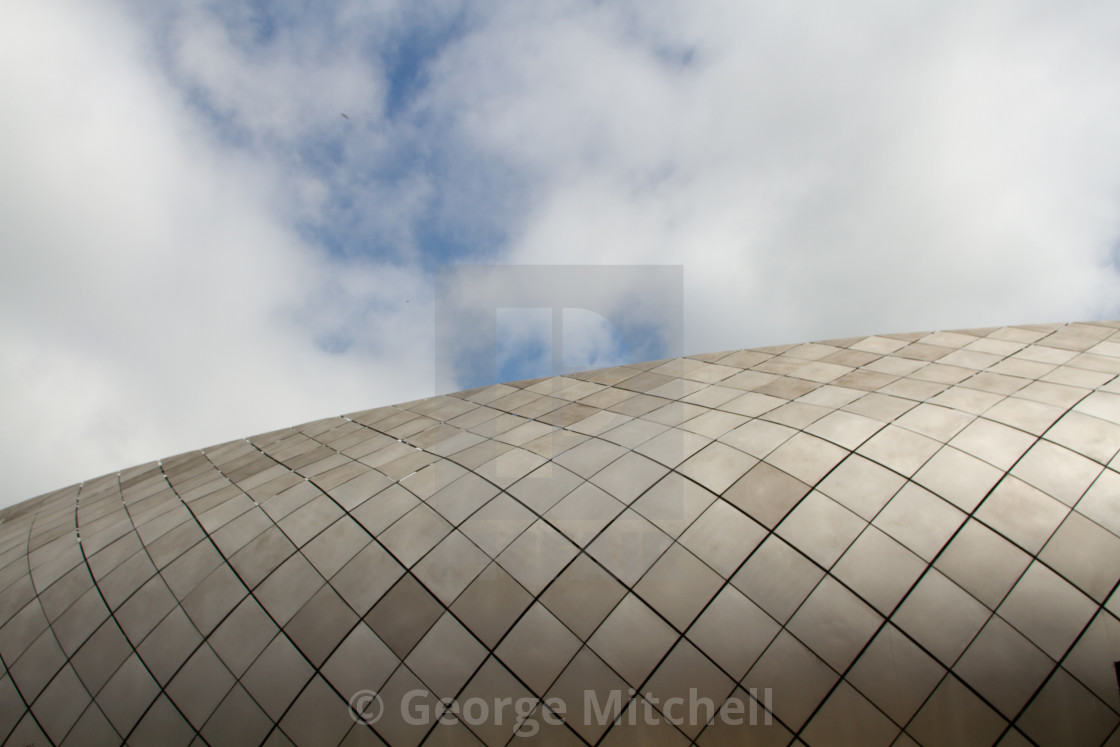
[3, 320, 1120, 745]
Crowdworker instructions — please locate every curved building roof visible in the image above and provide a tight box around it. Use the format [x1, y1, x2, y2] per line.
[3, 321, 1120, 745]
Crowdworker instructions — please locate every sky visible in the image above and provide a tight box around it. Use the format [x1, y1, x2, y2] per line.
[2, 0, 1120, 505]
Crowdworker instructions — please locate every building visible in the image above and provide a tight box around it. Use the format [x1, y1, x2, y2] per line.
[2, 321, 1119, 745]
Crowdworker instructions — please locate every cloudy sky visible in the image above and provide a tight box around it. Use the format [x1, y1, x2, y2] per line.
[3, 0, 1120, 505]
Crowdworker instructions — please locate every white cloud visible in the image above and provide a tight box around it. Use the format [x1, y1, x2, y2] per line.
[3, 0, 1120, 505]
[169, 2, 385, 142]
[421, 1, 1120, 348]
[0, 0, 433, 504]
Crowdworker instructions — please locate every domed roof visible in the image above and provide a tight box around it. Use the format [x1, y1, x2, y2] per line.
[3, 321, 1120, 745]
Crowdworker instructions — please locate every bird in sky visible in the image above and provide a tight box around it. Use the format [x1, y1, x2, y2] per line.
[340, 113, 349, 119]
